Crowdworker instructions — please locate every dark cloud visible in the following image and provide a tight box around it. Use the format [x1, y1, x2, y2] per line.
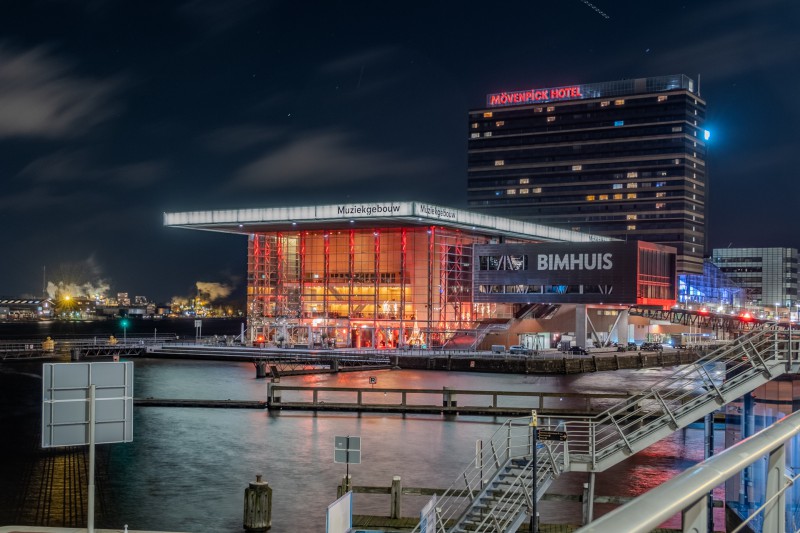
[0, 44, 121, 139]
[230, 129, 444, 188]
[177, 0, 260, 33]
[202, 124, 280, 153]
[319, 46, 398, 74]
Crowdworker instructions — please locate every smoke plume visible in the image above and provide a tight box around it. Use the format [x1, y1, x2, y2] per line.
[196, 281, 232, 302]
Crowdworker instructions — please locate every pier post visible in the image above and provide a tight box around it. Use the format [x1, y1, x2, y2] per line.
[255, 360, 267, 379]
[243, 474, 272, 531]
[331, 357, 340, 372]
[337, 474, 352, 497]
[71, 348, 81, 361]
[390, 476, 402, 519]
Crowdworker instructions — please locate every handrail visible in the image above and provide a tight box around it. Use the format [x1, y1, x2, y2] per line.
[575, 409, 800, 532]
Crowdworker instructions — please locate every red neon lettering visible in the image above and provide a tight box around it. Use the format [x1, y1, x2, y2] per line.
[488, 86, 582, 106]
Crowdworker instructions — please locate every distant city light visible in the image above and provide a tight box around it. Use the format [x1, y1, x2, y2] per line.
[703, 129, 711, 141]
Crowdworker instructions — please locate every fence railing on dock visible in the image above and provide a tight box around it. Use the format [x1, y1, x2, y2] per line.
[267, 384, 634, 415]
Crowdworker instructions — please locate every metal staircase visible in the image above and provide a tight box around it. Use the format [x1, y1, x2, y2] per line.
[412, 326, 800, 532]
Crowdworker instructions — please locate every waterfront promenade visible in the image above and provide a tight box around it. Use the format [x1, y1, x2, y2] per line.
[0, 354, 728, 532]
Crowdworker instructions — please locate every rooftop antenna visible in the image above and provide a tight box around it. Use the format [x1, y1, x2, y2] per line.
[42, 266, 46, 298]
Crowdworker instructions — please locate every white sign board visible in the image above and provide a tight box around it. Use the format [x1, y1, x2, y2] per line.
[325, 490, 352, 533]
[420, 494, 438, 533]
[42, 362, 134, 448]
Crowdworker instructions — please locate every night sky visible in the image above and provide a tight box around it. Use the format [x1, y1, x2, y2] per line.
[1, 0, 798, 305]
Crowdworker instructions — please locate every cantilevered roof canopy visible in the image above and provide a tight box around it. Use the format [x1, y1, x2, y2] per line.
[164, 201, 614, 243]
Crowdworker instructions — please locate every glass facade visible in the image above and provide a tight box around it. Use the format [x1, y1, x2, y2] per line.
[467, 75, 707, 275]
[247, 226, 517, 348]
[678, 259, 743, 309]
[711, 247, 798, 313]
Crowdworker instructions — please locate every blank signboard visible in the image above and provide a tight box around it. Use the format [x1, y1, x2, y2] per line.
[42, 361, 134, 448]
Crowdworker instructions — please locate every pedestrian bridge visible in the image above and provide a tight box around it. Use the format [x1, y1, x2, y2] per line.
[412, 326, 800, 532]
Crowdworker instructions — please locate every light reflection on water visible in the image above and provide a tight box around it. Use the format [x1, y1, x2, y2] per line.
[95, 359, 725, 532]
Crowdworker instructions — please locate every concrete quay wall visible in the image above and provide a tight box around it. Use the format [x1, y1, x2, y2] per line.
[397, 351, 701, 374]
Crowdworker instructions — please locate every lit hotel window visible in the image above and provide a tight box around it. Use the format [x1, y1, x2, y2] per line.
[655, 202, 666, 209]
[601, 101, 610, 107]
[656, 192, 666, 198]
[547, 106, 555, 112]
[534, 107, 543, 112]
[655, 181, 666, 187]
[532, 187, 542, 193]
[471, 123, 479, 129]
[519, 188, 529, 194]
[599, 194, 608, 200]
[612, 183, 622, 189]
[586, 195, 596, 201]
[627, 193, 637, 199]
[519, 178, 530, 184]
[483, 112, 493, 118]
[626, 214, 637, 220]
[672, 126, 682, 132]
[658, 95, 668, 102]
[495, 160, 504, 166]
[471, 133, 480, 138]
[613, 193, 623, 199]
[614, 99, 625, 105]
[627, 224, 636, 230]
[496, 121, 505, 127]
[626, 172, 638, 178]
[507, 189, 516, 195]
[674, 159, 681, 164]
[484, 132, 492, 137]
[626, 183, 638, 189]
[572, 165, 582, 171]
[547, 116, 556, 122]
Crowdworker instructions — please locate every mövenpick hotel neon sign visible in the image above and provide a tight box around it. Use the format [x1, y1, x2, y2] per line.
[487, 85, 583, 107]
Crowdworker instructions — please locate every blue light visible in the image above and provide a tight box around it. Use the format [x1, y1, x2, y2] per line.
[614, 120, 624, 127]
[703, 129, 711, 141]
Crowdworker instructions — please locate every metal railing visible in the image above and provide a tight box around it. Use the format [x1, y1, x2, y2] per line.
[575, 408, 800, 533]
[560, 326, 800, 472]
[410, 326, 800, 532]
[412, 416, 566, 533]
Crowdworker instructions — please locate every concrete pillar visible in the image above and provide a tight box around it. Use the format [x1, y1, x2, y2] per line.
[575, 304, 588, 349]
[331, 357, 339, 372]
[614, 310, 629, 344]
[243, 474, 272, 531]
[268, 377, 281, 406]
[442, 387, 457, 407]
[255, 360, 267, 379]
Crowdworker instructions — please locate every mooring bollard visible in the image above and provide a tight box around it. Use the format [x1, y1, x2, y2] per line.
[243, 474, 272, 531]
[390, 476, 402, 519]
[337, 474, 352, 498]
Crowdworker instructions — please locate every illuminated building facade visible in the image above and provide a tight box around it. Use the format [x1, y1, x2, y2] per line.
[468, 74, 708, 275]
[711, 247, 798, 313]
[165, 201, 676, 348]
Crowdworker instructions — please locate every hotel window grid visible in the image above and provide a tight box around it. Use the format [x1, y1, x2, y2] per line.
[468, 74, 707, 275]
